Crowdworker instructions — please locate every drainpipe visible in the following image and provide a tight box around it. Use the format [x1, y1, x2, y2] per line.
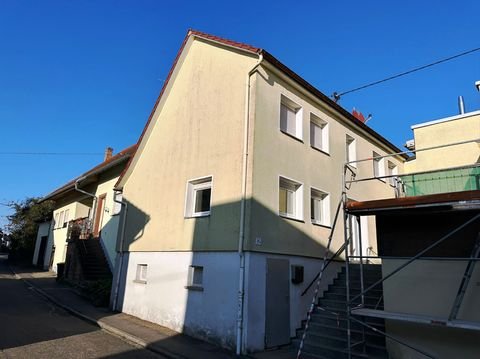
[236, 53, 263, 356]
[74, 176, 98, 227]
[112, 189, 128, 311]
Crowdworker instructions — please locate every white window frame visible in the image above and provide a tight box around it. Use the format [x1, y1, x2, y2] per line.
[310, 113, 329, 153]
[63, 209, 70, 228]
[373, 151, 385, 180]
[186, 265, 204, 291]
[279, 176, 304, 221]
[346, 135, 357, 167]
[135, 264, 148, 284]
[58, 211, 65, 229]
[280, 95, 303, 140]
[185, 176, 213, 218]
[310, 187, 330, 226]
[387, 161, 398, 186]
[54, 213, 59, 229]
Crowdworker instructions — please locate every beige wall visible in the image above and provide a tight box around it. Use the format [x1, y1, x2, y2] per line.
[121, 37, 259, 252]
[51, 201, 90, 271]
[405, 112, 480, 173]
[94, 175, 121, 266]
[248, 66, 403, 257]
[383, 259, 480, 358]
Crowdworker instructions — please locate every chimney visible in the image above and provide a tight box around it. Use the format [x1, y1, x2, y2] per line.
[104, 147, 113, 161]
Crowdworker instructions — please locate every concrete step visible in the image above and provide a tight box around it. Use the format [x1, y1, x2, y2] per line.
[327, 285, 383, 296]
[309, 311, 385, 328]
[298, 324, 386, 346]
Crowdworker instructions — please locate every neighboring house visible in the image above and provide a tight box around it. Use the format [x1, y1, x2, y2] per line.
[111, 30, 405, 353]
[345, 109, 480, 358]
[33, 146, 136, 283]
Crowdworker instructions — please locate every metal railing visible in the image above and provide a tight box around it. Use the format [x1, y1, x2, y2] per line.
[66, 217, 93, 241]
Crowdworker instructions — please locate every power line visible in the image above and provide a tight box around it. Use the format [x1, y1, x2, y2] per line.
[0, 152, 103, 156]
[332, 46, 480, 101]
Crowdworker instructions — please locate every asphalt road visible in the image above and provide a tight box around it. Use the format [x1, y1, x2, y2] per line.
[0, 254, 162, 359]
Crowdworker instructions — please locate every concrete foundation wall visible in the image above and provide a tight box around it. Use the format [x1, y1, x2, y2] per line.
[119, 251, 240, 350]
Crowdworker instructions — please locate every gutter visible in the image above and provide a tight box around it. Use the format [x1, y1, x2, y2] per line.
[74, 176, 97, 231]
[112, 189, 128, 311]
[236, 53, 263, 355]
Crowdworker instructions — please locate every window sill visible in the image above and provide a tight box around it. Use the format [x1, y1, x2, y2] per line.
[185, 285, 204, 292]
[133, 279, 147, 284]
[185, 213, 211, 219]
[279, 214, 304, 223]
[280, 130, 303, 143]
[311, 146, 330, 156]
[311, 221, 332, 229]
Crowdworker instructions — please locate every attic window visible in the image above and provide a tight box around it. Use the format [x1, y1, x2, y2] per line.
[185, 177, 212, 218]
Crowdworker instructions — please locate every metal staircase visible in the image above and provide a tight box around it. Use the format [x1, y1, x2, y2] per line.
[294, 264, 387, 359]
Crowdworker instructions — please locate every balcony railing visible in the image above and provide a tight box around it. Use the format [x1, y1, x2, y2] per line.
[399, 164, 480, 197]
[66, 217, 93, 241]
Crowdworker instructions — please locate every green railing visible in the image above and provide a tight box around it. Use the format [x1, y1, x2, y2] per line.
[400, 165, 480, 197]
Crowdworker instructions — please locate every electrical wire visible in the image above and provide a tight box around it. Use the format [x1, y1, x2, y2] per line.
[333, 46, 480, 101]
[0, 152, 103, 156]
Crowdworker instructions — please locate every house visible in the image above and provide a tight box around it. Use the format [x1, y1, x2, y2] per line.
[33, 145, 136, 283]
[111, 30, 406, 354]
[345, 109, 480, 358]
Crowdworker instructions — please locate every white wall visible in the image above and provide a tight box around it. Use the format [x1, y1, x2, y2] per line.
[119, 251, 240, 349]
[32, 221, 52, 268]
[243, 252, 343, 352]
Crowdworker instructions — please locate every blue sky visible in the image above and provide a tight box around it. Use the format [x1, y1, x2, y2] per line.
[1, 0, 479, 228]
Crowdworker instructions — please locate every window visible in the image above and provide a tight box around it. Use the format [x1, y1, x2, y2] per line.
[186, 266, 204, 291]
[185, 177, 212, 217]
[346, 135, 356, 167]
[373, 152, 385, 179]
[54, 213, 59, 229]
[387, 161, 398, 186]
[63, 209, 70, 228]
[135, 264, 148, 283]
[311, 188, 330, 226]
[280, 96, 302, 140]
[58, 211, 65, 229]
[310, 114, 329, 153]
[279, 176, 303, 220]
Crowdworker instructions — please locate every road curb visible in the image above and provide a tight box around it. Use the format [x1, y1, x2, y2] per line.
[9, 266, 184, 359]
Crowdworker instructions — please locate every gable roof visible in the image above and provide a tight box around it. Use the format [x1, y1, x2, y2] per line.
[42, 144, 136, 202]
[116, 29, 407, 189]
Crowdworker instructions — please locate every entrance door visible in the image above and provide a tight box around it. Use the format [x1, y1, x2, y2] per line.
[37, 236, 48, 269]
[265, 258, 290, 348]
[93, 194, 106, 237]
[348, 215, 370, 260]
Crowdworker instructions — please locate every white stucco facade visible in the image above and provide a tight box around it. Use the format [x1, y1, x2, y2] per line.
[118, 250, 343, 352]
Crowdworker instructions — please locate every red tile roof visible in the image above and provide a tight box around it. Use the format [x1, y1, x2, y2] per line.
[42, 144, 136, 201]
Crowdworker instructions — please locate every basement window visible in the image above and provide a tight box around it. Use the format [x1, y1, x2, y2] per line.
[134, 264, 148, 284]
[185, 177, 212, 218]
[280, 96, 303, 140]
[186, 266, 204, 291]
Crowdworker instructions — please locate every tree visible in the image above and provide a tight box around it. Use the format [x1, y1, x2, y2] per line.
[6, 197, 54, 261]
